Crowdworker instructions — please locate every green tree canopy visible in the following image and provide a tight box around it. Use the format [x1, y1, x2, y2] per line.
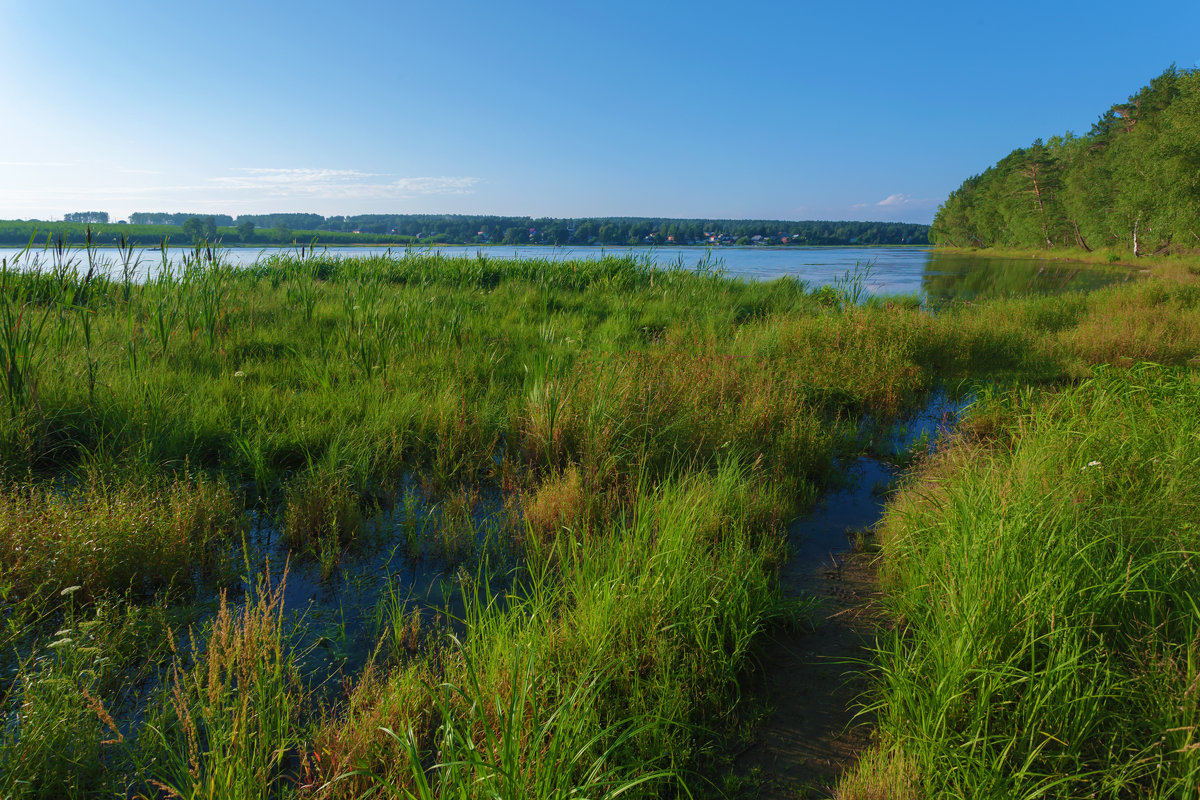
[931, 66, 1200, 255]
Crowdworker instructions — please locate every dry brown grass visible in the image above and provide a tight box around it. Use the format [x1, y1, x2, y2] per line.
[834, 745, 922, 800]
[0, 473, 242, 600]
[301, 659, 444, 798]
[521, 466, 588, 542]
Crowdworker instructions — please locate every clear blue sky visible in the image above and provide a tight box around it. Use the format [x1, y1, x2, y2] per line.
[2, 0, 1197, 224]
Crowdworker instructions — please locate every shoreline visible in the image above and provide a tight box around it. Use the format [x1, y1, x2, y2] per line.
[932, 244, 1200, 273]
[0, 241, 934, 251]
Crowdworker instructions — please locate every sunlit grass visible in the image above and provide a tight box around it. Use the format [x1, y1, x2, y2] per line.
[865, 365, 1200, 797]
[0, 242, 1195, 798]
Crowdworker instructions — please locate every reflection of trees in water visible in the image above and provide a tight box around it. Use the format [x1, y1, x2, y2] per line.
[921, 255, 1133, 304]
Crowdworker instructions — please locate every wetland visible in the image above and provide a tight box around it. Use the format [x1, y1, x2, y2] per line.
[0, 240, 1194, 799]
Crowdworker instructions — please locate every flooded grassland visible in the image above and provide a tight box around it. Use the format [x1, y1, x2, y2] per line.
[0, 244, 1193, 798]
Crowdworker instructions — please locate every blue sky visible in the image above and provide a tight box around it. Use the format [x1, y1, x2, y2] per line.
[1, 0, 1197, 224]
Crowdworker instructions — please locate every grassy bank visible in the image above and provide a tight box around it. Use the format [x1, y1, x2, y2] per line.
[934, 244, 1200, 282]
[843, 364, 1200, 798]
[0, 244, 1197, 797]
[833, 253, 1200, 799]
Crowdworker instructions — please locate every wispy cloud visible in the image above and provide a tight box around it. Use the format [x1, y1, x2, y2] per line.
[390, 176, 479, 195]
[0, 161, 77, 168]
[0, 167, 482, 219]
[852, 193, 932, 210]
[210, 168, 379, 190]
[207, 168, 479, 198]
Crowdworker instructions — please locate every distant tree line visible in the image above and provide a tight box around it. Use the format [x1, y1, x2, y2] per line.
[129, 212, 235, 226]
[63, 211, 109, 224]
[221, 214, 927, 246]
[0, 221, 234, 247]
[931, 66, 1200, 256]
[0, 219, 418, 247]
[4, 215, 928, 248]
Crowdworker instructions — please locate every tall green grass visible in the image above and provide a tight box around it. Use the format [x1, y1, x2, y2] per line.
[143, 568, 304, 799]
[863, 365, 1200, 797]
[311, 461, 786, 798]
[0, 244, 1195, 798]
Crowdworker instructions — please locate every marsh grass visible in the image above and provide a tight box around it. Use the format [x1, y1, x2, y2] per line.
[361, 646, 678, 800]
[0, 472, 243, 601]
[143, 565, 304, 799]
[0, 593, 178, 800]
[282, 468, 365, 579]
[0, 242, 1195, 797]
[309, 461, 781, 798]
[863, 364, 1200, 797]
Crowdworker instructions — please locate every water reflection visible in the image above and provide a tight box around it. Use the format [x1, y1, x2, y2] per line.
[920, 253, 1137, 306]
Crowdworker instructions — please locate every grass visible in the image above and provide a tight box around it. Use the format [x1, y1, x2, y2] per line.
[0, 471, 243, 601]
[145, 566, 303, 800]
[859, 364, 1200, 798]
[0, 241, 1195, 798]
[309, 462, 784, 798]
[935, 243, 1200, 281]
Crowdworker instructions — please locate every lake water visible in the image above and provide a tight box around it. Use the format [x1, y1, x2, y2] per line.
[0, 244, 1138, 303]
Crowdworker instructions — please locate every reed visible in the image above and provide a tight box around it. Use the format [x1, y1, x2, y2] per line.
[0, 248, 71, 413]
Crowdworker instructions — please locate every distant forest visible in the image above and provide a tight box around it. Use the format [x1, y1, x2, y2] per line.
[931, 66, 1200, 255]
[0, 214, 928, 248]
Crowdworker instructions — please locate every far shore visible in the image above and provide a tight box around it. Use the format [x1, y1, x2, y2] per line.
[0, 241, 935, 251]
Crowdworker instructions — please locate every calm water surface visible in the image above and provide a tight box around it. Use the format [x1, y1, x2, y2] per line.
[0, 244, 1137, 302]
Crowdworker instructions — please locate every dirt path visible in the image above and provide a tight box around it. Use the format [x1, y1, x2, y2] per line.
[733, 459, 891, 798]
[731, 398, 959, 797]
[734, 549, 883, 798]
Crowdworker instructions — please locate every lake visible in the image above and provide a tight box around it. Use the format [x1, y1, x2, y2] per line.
[0, 244, 1137, 303]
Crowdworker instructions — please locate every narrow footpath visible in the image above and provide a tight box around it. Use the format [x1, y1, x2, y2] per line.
[735, 398, 959, 798]
[734, 459, 889, 798]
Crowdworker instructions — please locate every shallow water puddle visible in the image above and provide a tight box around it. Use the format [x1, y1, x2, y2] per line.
[789, 390, 964, 564]
[221, 484, 520, 686]
[737, 390, 965, 797]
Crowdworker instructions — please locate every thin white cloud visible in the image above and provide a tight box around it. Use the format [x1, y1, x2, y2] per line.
[0, 161, 77, 168]
[390, 176, 479, 195]
[207, 168, 479, 198]
[211, 168, 380, 189]
[851, 193, 934, 210]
